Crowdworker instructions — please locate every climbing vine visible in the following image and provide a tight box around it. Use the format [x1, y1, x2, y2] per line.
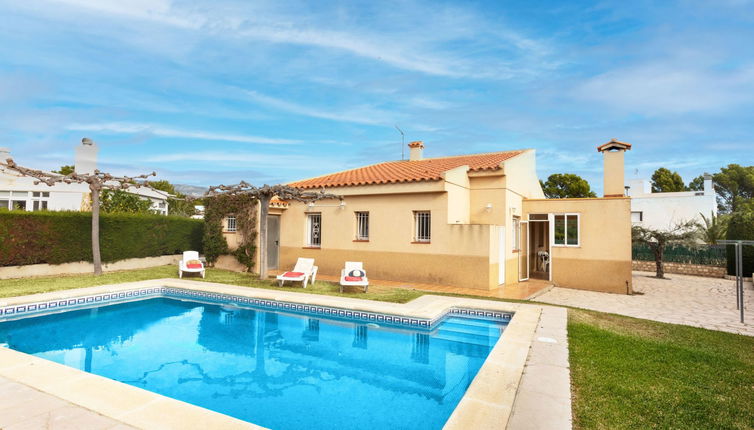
[203, 193, 258, 271]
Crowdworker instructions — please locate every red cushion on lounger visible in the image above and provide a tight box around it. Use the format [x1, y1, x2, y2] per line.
[283, 271, 305, 277]
[345, 276, 363, 282]
[187, 263, 203, 269]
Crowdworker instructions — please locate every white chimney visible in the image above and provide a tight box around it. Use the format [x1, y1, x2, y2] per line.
[408, 141, 424, 161]
[703, 173, 713, 196]
[75, 138, 98, 174]
[0, 147, 10, 163]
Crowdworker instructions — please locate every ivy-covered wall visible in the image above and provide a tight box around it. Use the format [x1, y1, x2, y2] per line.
[203, 194, 258, 270]
[0, 211, 203, 266]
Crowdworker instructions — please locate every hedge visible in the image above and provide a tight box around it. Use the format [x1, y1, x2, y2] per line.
[726, 209, 754, 276]
[0, 211, 203, 267]
[632, 244, 727, 267]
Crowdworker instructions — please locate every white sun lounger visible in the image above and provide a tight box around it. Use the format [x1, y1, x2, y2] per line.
[340, 261, 368, 293]
[276, 258, 318, 288]
[179, 251, 205, 279]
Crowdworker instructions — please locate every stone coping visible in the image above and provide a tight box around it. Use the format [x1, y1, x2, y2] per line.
[0, 279, 541, 430]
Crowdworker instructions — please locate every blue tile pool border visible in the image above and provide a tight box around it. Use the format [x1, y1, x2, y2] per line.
[0, 286, 513, 329]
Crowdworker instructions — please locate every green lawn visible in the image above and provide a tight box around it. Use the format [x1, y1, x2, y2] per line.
[0, 265, 423, 303]
[569, 309, 754, 430]
[1, 265, 752, 429]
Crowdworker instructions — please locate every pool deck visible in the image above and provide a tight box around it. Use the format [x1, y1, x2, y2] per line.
[0, 279, 571, 429]
[271, 270, 554, 300]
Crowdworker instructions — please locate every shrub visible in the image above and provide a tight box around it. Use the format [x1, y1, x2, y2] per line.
[726, 209, 754, 276]
[0, 211, 203, 266]
[202, 219, 228, 266]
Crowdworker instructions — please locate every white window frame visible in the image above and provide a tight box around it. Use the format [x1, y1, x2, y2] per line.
[0, 190, 11, 210]
[355, 211, 369, 241]
[512, 216, 521, 251]
[31, 191, 50, 211]
[226, 216, 237, 232]
[552, 213, 580, 247]
[306, 213, 322, 247]
[631, 211, 643, 223]
[413, 211, 431, 243]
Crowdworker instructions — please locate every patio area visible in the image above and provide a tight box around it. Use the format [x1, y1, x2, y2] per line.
[535, 271, 754, 336]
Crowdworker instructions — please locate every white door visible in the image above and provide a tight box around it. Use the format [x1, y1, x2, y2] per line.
[519, 221, 529, 281]
[498, 226, 505, 284]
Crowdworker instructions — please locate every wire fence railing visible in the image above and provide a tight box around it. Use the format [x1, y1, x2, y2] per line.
[632, 244, 727, 267]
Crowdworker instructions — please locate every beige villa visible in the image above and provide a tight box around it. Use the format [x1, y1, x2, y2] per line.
[222, 140, 633, 294]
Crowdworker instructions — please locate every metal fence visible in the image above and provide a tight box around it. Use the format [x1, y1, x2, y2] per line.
[632, 244, 727, 267]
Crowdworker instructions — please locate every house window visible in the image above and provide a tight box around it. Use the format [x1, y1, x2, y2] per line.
[631, 211, 643, 223]
[413, 211, 431, 242]
[31, 191, 50, 211]
[355, 211, 369, 240]
[226, 216, 237, 232]
[554, 214, 579, 246]
[512, 216, 521, 251]
[307, 213, 322, 247]
[0, 191, 9, 210]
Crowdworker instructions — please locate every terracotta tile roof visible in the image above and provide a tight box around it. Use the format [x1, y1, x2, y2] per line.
[288, 150, 525, 189]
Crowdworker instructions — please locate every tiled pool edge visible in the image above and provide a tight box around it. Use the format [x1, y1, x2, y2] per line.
[0, 279, 541, 430]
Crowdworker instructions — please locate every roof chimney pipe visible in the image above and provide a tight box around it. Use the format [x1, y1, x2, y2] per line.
[408, 141, 424, 161]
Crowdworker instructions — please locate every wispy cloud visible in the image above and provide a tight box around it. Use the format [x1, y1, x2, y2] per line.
[37, 0, 549, 79]
[575, 62, 754, 115]
[243, 90, 393, 126]
[66, 122, 299, 145]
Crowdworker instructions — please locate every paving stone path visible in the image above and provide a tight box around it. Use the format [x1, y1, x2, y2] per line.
[535, 271, 754, 337]
[509, 306, 572, 430]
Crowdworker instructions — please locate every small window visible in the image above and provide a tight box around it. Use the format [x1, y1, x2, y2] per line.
[307, 213, 321, 247]
[32, 201, 48, 211]
[413, 211, 431, 242]
[355, 211, 369, 240]
[554, 214, 579, 246]
[631, 211, 643, 223]
[512, 216, 521, 251]
[226, 216, 237, 232]
[12, 200, 26, 211]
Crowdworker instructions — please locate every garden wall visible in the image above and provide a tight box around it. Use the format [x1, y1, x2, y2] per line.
[0, 254, 182, 280]
[0, 211, 203, 267]
[632, 260, 727, 278]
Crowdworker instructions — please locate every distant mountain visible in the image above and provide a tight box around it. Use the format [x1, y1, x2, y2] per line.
[173, 184, 208, 197]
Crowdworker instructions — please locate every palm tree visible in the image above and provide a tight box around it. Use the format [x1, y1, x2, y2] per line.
[698, 211, 728, 244]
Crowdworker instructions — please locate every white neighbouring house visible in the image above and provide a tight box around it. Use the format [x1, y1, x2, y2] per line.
[0, 139, 171, 215]
[626, 174, 716, 230]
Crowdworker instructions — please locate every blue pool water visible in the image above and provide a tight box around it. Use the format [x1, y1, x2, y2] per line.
[0, 297, 506, 429]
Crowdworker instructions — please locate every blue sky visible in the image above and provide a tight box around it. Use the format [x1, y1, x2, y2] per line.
[1, 0, 752, 192]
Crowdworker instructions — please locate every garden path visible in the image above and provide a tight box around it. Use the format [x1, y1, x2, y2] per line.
[535, 272, 754, 336]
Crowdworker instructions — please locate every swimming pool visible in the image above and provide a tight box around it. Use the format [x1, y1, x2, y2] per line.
[0, 292, 509, 429]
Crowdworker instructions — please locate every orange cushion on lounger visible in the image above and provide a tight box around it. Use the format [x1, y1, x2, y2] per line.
[345, 276, 363, 282]
[187, 263, 203, 269]
[283, 271, 305, 277]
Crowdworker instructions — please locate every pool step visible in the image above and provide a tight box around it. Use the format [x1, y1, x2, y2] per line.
[433, 328, 494, 347]
[439, 322, 501, 336]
